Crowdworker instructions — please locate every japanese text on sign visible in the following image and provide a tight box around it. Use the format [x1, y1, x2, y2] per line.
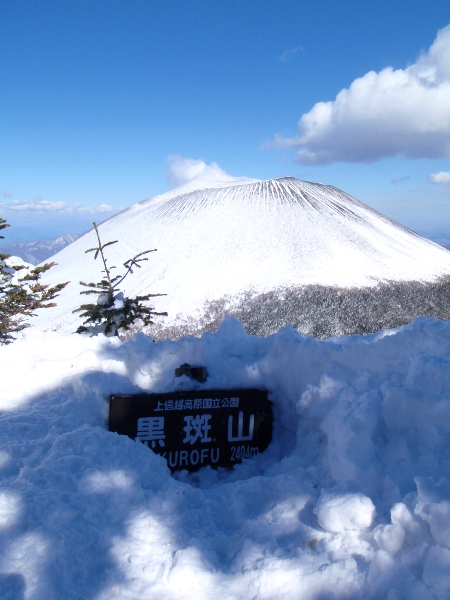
[109, 389, 272, 473]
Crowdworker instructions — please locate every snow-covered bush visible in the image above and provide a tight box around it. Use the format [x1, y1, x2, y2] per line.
[0, 218, 68, 344]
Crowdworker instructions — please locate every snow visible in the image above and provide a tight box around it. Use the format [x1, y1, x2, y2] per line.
[314, 491, 375, 533]
[31, 177, 450, 336]
[2, 315, 450, 598]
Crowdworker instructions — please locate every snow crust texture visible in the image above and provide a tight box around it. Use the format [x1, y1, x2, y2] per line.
[2, 316, 450, 599]
[32, 177, 450, 336]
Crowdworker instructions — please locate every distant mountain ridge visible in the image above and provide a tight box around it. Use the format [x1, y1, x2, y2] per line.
[31, 177, 450, 338]
[0, 234, 79, 265]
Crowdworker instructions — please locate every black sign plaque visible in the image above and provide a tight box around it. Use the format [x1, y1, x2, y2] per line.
[109, 389, 273, 472]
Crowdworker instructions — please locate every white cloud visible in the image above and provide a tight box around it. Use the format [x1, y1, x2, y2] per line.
[1, 189, 12, 199]
[278, 46, 303, 62]
[272, 25, 450, 165]
[429, 171, 450, 184]
[167, 155, 241, 187]
[97, 203, 114, 212]
[391, 175, 411, 185]
[1, 199, 114, 213]
[7, 200, 68, 212]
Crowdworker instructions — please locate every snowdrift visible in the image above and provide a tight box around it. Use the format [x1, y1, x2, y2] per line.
[1, 317, 450, 599]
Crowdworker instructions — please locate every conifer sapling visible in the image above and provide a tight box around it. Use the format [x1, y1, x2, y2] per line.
[73, 222, 167, 336]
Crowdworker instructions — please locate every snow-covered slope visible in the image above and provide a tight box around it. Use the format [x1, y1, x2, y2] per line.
[2, 317, 450, 598]
[33, 177, 450, 336]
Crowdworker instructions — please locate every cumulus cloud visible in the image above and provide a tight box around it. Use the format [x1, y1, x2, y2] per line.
[1, 199, 114, 213]
[167, 155, 233, 187]
[97, 203, 114, 212]
[272, 25, 450, 165]
[167, 155, 242, 188]
[429, 171, 450, 184]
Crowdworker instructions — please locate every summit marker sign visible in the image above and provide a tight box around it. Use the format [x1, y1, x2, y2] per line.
[109, 389, 273, 472]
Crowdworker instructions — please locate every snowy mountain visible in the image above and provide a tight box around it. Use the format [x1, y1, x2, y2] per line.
[0, 233, 79, 265]
[32, 177, 450, 338]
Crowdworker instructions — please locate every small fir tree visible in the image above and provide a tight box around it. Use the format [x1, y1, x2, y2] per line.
[73, 222, 167, 337]
[0, 218, 69, 344]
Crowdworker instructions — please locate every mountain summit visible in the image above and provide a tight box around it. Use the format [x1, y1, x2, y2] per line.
[33, 177, 450, 337]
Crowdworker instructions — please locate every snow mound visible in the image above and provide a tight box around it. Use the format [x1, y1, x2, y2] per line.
[314, 491, 375, 532]
[1, 316, 450, 598]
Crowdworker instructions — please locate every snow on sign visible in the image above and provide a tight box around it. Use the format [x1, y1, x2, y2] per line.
[109, 389, 273, 472]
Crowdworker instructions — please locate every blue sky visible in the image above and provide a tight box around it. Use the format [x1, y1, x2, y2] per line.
[1, 0, 450, 241]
